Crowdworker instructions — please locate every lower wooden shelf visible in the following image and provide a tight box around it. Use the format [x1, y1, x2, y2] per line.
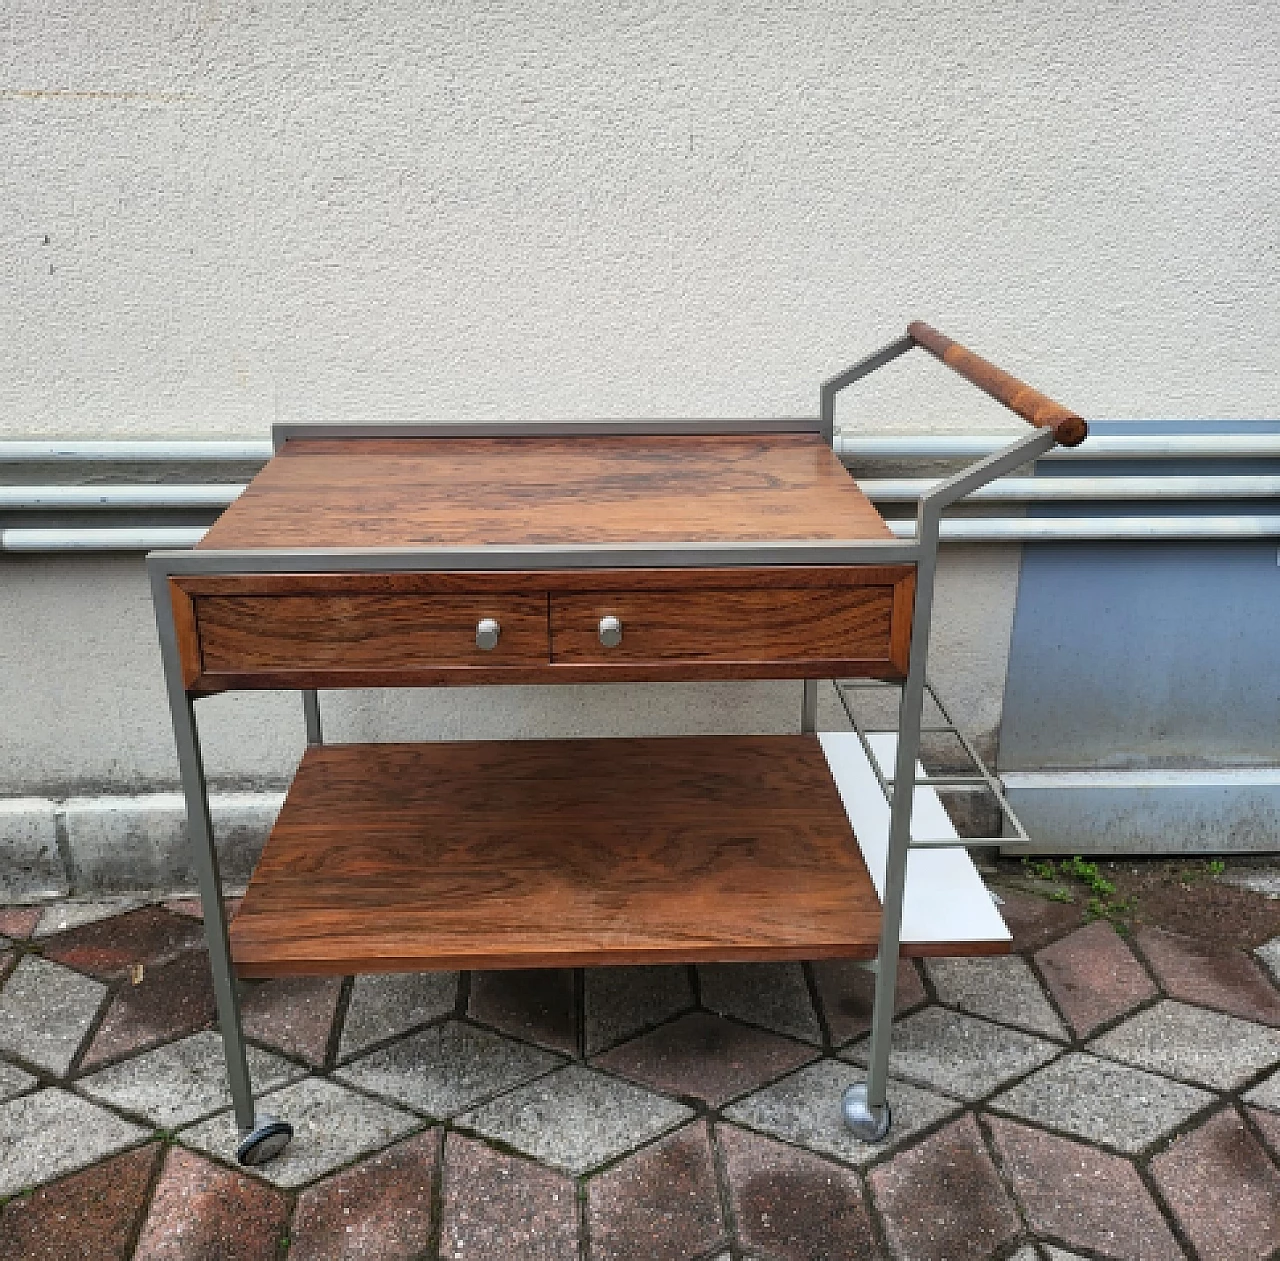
[229, 734, 884, 976]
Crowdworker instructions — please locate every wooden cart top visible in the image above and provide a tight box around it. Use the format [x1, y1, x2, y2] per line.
[197, 432, 892, 552]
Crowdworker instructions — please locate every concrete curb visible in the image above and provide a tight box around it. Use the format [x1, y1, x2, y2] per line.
[0, 792, 283, 900]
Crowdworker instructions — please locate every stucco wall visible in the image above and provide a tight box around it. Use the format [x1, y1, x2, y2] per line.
[3, 0, 1278, 440]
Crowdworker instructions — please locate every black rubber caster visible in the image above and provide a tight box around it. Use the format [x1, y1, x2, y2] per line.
[841, 1083, 892, 1141]
[236, 1116, 293, 1166]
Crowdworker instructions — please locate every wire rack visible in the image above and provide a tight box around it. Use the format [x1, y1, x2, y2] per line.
[835, 676, 1030, 848]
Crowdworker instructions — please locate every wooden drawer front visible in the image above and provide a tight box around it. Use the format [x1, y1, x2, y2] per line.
[550, 586, 901, 668]
[194, 593, 548, 674]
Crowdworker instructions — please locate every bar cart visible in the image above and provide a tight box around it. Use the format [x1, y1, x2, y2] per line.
[149, 321, 1086, 1163]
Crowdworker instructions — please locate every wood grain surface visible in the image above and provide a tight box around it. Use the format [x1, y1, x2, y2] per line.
[195, 592, 548, 672]
[174, 566, 915, 690]
[549, 586, 895, 665]
[228, 736, 885, 975]
[197, 433, 893, 551]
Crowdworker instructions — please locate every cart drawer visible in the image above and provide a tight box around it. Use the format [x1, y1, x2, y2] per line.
[193, 592, 548, 675]
[549, 585, 907, 670]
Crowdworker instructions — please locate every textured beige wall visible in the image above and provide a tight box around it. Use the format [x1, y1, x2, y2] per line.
[3, 0, 1278, 440]
[3, 2, 1275, 799]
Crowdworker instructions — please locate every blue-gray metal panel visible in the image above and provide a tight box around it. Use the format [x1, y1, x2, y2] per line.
[1003, 777, 1280, 856]
[999, 420, 1280, 775]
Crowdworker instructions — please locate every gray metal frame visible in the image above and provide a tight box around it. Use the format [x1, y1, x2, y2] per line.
[147, 351, 1064, 1160]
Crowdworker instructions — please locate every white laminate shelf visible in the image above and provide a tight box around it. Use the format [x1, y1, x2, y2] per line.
[820, 731, 1011, 952]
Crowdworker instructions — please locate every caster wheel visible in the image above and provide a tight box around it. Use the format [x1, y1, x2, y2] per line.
[841, 1083, 892, 1142]
[236, 1116, 293, 1167]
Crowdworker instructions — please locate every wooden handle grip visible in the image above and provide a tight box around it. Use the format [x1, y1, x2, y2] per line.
[907, 321, 1088, 448]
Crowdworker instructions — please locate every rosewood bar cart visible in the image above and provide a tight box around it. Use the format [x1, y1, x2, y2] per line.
[148, 322, 1087, 1164]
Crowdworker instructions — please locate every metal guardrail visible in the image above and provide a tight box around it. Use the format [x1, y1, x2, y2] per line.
[2, 434, 1278, 551]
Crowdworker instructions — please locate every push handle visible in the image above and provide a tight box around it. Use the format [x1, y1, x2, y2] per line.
[907, 321, 1088, 448]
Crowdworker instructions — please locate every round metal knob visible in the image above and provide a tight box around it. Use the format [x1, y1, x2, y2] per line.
[598, 614, 623, 648]
[475, 617, 501, 651]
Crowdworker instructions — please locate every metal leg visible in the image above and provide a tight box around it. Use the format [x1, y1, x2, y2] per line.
[150, 566, 293, 1165]
[843, 510, 938, 1141]
[843, 427, 1057, 1141]
[303, 689, 323, 745]
[801, 680, 819, 733]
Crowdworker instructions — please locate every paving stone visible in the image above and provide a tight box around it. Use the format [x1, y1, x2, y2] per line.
[1034, 920, 1157, 1039]
[336, 1018, 561, 1118]
[717, 1123, 878, 1261]
[993, 888, 1084, 953]
[340, 970, 459, 1059]
[987, 1114, 1181, 1261]
[0, 1057, 37, 1103]
[1089, 999, 1280, 1090]
[1042, 1251, 1091, 1261]
[587, 1121, 724, 1261]
[133, 1144, 289, 1260]
[0, 954, 107, 1075]
[0, 906, 43, 939]
[868, 1113, 1019, 1261]
[38, 905, 204, 979]
[723, 1057, 961, 1166]
[592, 1010, 818, 1106]
[1255, 935, 1280, 983]
[469, 968, 576, 1055]
[1135, 926, 1280, 1026]
[844, 1007, 1060, 1102]
[1246, 1105, 1280, 1160]
[0, 1140, 160, 1261]
[79, 949, 216, 1069]
[0, 1087, 150, 1197]
[181, 1075, 421, 1189]
[1222, 865, 1280, 898]
[160, 894, 243, 921]
[584, 964, 694, 1054]
[991, 1052, 1214, 1153]
[1150, 1106, 1280, 1261]
[440, 1132, 578, 1260]
[698, 962, 822, 1044]
[810, 958, 926, 1045]
[926, 955, 1068, 1040]
[1244, 1066, 1280, 1111]
[78, 1030, 305, 1128]
[33, 897, 147, 937]
[241, 974, 344, 1066]
[458, 1062, 692, 1175]
[290, 1128, 440, 1261]
[0, 800, 66, 900]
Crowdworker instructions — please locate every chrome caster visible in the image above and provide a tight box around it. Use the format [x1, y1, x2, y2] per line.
[842, 1083, 891, 1141]
[236, 1116, 293, 1166]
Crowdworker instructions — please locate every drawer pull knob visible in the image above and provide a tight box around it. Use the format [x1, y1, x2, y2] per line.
[598, 614, 623, 648]
[475, 617, 501, 651]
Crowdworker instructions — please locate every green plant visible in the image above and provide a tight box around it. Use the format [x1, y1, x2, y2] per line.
[1085, 893, 1135, 924]
[1207, 858, 1226, 876]
[1062, 855, 1116, 896]
[1022, 857, 1058, 882]
[1048, 889, 1076, 903]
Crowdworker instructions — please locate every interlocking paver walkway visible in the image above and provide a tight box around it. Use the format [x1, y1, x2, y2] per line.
[0, 887, 1275, 1258]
